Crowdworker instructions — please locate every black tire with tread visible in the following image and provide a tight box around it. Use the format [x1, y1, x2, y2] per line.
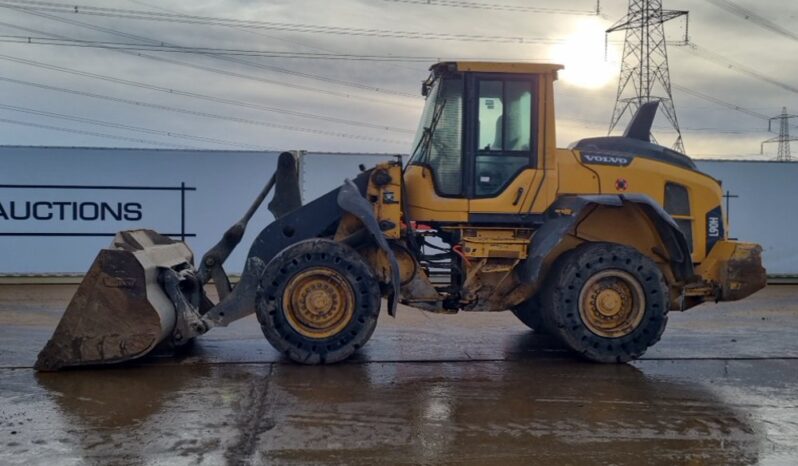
[511, 295, 550, 335]
[541, 242, 669, 363]
[255, 238, 380, 365]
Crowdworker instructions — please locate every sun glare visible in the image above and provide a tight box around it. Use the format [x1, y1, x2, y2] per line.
[551, 19, 619, 90]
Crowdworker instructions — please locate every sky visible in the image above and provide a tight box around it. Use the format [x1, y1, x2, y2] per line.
[0, 0, 795, 160]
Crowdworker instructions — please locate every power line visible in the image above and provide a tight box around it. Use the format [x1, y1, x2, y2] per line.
[0, 53, 415, 135]
[25, 3, 794, 125]
[560, 115, 766, 134]
[692, 153, 772, 159]
[679, 128, 765, 134]
[704, 0, 798, 42]
[22, 0, 789, 106]
[0, 1, 569, 44]
[0, 103, 273, 150]
[673, 85, 798, 134]
[0, 56, 781, 146]
[126, 0, 344, 53]
[0, 9, 420, 108]
[671, 85, 770, 120]
[0, 63, 786, 145]
[377, 0, 599, 15]
[2, 1, 789, 148]
[115, 0, 798, 109]
[679, 42, 798, 95]
[0, 6, 422, 99]
[0, 35, 551, 63]
[127, 0, 418, 83]
[23, 2, 427, 99]
[0, 117, 194, 148]
[0, 76, 411, 144]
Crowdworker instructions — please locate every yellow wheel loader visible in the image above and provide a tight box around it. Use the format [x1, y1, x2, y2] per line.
[36, 62, 767, 370]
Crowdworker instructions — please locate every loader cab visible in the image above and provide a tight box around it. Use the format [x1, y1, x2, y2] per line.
[405, 62, 562, 224]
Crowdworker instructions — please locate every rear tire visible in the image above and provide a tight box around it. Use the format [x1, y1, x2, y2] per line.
[542, 242, 669, 363]
[256, 239, 381, 364]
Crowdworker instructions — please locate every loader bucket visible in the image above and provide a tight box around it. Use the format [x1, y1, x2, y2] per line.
[35, 230, 194, 371]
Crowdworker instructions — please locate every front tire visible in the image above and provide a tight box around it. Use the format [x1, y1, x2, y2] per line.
[255, 239, 381, 364]
[542, 243, 669, 363]
[511, 295, 550, 335]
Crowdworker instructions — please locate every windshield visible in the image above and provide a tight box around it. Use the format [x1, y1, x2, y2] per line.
[409, 78, 440, 163]
[408, 77, 464, 196]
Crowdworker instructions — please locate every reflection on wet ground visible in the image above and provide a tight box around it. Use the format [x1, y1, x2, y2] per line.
[4, 357, 797, 464]
[1, 285, 797, 464]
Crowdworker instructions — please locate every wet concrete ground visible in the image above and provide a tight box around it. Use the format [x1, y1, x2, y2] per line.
[1, 284, 797, 465]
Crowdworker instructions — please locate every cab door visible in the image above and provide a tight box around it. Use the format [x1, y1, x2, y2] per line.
[466, 75, 543, 219]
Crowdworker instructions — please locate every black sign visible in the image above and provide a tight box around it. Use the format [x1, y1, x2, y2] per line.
[706, 206, 724, 252]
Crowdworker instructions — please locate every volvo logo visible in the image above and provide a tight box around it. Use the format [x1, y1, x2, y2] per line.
[580, 153, 633, 167]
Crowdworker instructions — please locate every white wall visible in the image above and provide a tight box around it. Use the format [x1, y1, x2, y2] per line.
[0, 146, 396, 274]
[695, 160, 798, 275]
[1, 147, 794, 275]
[301, 152, 396, 203]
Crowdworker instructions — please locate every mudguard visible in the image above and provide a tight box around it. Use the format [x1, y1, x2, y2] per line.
[337, 180, 401, 316]
[204, 176, 401, 326]
[515, 194, 695, 286]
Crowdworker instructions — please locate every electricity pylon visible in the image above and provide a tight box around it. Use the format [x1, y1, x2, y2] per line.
[607, 0, 688, 153]
[761, 107, 798, 161]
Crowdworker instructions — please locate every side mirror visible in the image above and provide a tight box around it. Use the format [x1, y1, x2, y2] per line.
[421, 73, 436, 97]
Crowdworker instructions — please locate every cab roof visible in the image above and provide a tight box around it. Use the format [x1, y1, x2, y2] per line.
[432, 61, 564, 75]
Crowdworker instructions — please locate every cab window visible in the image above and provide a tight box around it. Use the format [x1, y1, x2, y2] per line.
[475, 79, 534, 196]
[410, 77, 464, 196]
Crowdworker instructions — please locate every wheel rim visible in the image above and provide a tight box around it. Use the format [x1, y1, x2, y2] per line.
[578, 269, 646, 338]
[282, 267, 355, 339]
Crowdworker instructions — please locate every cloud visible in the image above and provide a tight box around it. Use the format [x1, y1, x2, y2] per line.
[0, 0, 795, 159]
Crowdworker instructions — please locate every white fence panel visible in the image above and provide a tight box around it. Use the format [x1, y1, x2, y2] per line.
[0, 147, 399, 274]
[1, 146, 794, 275]
[695, 160, 798, 275]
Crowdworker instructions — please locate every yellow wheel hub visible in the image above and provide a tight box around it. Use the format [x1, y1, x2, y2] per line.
[596, 289, 623, 316]
[282, 267, 355, 339]
[578, 270, 645, 338]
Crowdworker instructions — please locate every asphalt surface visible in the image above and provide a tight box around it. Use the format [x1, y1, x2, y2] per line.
[1, 284, 797, 465]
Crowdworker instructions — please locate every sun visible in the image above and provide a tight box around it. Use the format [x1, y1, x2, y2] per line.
[551, 18, 619, 90]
